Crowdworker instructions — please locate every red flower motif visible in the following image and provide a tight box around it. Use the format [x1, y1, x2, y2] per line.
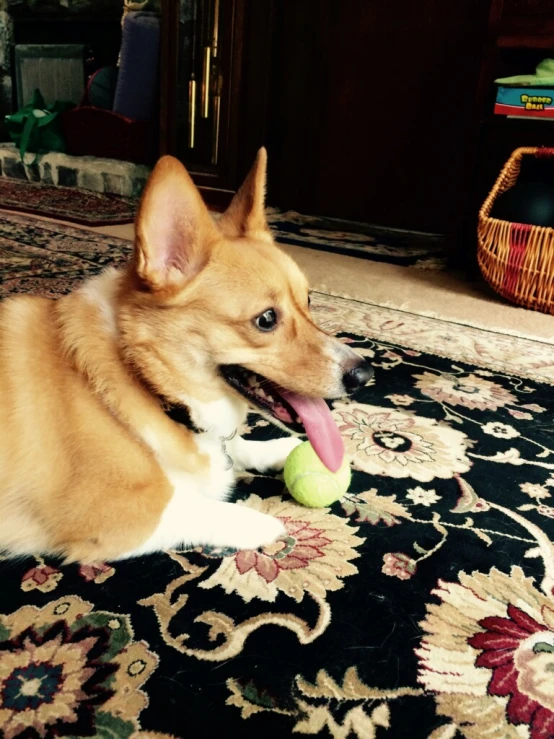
[78, 562, 115, 584]
[381, 552, 417, 580]
[469, 604, 554, 737]
[233, 519, 330, 584]
[21, 564, 62, 592]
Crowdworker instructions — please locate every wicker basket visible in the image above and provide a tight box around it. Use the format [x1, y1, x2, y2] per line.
[478, 146, 554, 314]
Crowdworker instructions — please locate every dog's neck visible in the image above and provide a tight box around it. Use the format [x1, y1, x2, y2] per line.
[53, 272, 211, 474]
[172, 392, 247, 439]
[59, 268, 247, 447]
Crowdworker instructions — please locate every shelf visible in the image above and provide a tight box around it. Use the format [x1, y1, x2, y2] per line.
[486, 114, 554, 127]
[497, 34, 554, 48]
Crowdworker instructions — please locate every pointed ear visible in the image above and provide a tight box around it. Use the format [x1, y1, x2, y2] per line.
[134, 156, 218, 291]
[217, 147, 272, 242]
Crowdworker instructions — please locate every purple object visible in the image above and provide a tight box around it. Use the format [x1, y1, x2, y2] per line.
[113, 12, 160, 122]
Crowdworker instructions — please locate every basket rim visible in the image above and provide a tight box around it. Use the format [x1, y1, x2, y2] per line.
[479, 213, 554, 235]
[478, 146, 554, 223]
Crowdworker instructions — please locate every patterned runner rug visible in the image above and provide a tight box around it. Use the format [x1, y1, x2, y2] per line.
[0, 214, 553, 738]
[0, 178, 138, 226]
[0, 183, 446, 267]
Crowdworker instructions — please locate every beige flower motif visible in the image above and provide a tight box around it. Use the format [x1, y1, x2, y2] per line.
[417, 566, 554, 738]
[406, 486, 441, 507]
[199, 495, 363, 603]
[482, 422, 519, 439]
[333, 402, 471, 482]
[520, 482, 551, 501]
[414, 371, 516, 410]
[386, 394, 414, 406]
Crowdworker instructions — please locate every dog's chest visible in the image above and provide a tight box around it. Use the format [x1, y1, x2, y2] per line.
[181, 394, 246, 438]
[180, 393, 246, 474]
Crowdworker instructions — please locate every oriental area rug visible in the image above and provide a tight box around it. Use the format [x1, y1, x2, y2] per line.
[1, 213, 554, 738]
[0, 178, 139, 226]
[0, 183, 445, 266]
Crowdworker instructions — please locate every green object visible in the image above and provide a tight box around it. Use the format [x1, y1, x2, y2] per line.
[4, 89, 75, 162]
[496, 58, 554, 87]
[284, 440, 351, 508]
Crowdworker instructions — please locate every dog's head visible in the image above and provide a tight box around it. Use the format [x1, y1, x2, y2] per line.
[119, 150, 372, 469]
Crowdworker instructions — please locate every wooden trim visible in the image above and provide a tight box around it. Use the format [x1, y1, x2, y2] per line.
[497, 33, 554, 47]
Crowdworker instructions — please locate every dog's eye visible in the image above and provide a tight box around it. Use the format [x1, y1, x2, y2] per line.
[255, 308, 277, 332]
[308, 294, 311, 307]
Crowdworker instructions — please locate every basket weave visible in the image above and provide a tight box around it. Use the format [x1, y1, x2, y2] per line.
[478, 146, 554, 314]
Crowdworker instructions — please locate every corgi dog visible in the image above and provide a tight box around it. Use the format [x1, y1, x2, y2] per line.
[0, 149, 372, 563]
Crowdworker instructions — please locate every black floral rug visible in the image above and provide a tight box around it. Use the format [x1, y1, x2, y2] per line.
[1, 215, 554, 738]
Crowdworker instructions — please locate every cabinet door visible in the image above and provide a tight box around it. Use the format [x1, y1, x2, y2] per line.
[160, 0, 273, 199]
[161, 0, 240, 192]
[268, 0, 493, 234]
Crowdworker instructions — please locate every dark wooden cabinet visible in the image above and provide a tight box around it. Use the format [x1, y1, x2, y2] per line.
[160, 0, 272, 205]
[159, 0, 554, 248]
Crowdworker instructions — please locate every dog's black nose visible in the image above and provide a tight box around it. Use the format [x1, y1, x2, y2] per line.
[343, 359, 374, 393]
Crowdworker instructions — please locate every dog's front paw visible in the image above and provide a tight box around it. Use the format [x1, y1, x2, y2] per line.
[259, 437, 303, 472]
[230, 509, 287, 550]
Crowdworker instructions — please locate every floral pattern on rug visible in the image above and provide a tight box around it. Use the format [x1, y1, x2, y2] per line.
[0, 179, 139, 226]
[0, 597, 157, 738]
[1, 213, 554, 736]
[265, 207, 447, 268]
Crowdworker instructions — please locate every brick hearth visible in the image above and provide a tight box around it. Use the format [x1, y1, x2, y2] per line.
[0, 143, 150, 197]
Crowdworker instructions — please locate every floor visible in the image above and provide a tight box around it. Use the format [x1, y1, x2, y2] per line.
[95, 222, 554, 344]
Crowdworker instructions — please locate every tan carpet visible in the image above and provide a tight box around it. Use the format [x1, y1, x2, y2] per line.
[91, 222, 554, 344]
[13, 212, 554, 344]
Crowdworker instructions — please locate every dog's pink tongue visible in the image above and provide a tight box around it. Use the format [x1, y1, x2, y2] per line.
[280, 390, 344, 472]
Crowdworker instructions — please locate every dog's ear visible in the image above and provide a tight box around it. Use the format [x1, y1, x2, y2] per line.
[218, 147, 272, 242]
[134, 155, 218, 291]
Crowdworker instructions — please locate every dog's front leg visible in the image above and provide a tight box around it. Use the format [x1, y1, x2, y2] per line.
[233, 436, 302, 473]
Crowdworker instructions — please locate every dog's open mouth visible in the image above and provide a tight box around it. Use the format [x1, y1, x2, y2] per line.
[221, 365, 303, 431]
[220, 364, 345, 472]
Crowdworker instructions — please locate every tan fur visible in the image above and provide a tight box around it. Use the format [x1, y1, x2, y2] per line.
[0, 149, 359, 563]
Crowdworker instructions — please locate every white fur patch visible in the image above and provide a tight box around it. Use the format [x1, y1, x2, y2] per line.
[79, 268, 120, 335]
[233, 436, 301, 472]
[125, 426, 286, 556]
[178, 393, 246, 438]
[129, 422, 285, 557]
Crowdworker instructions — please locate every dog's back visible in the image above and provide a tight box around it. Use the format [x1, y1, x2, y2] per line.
[0, 292, 174, 560]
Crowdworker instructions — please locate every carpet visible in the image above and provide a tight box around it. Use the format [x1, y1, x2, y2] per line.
[2, 216, 554, 738]
[0, 178, 138, 226]
[266, 207, 447, 269]
[0, 179, 446, 266]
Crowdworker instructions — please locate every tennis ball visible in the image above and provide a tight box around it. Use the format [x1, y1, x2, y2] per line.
[284, 441, 351, 507]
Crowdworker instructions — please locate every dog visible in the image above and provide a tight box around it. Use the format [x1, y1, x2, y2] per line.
[0, 149, 372, 563]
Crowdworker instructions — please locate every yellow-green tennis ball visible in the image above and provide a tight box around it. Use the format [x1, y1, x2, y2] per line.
[284, 441, 351, 507]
